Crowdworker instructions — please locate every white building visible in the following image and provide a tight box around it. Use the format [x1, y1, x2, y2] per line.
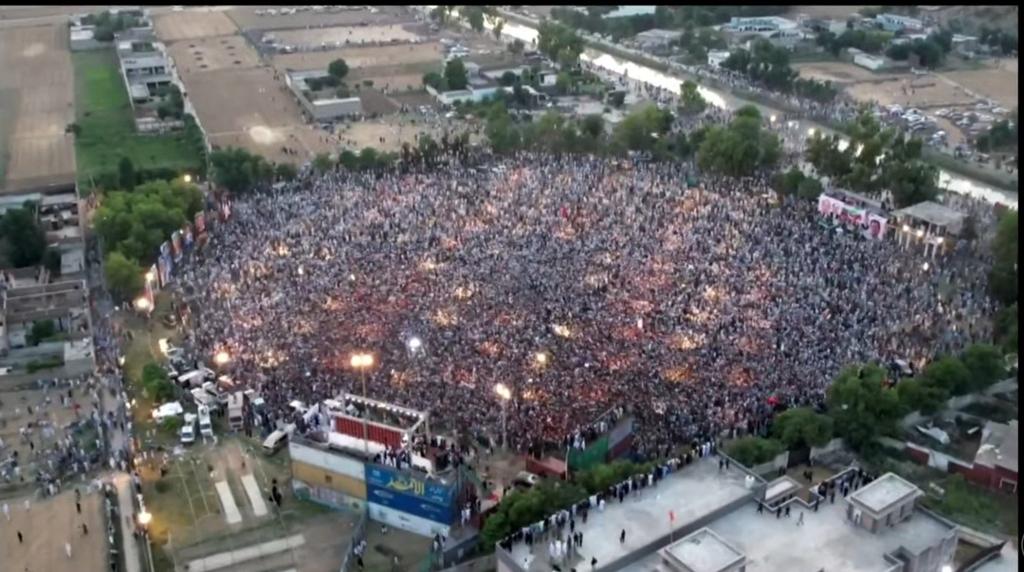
[853, 53, 887, 71]
[726, 16, 799, 35]
[708, 49, 732, 68]
[875, 13, 924, 32]
[634, 29, 684, 53]
[284, 70, 363, 122]
[69, 26, 103, 51]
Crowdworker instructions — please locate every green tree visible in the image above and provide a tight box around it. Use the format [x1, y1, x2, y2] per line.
[726, 437, 785, 467]
[142, 362, 176, 401]
[274, 162, 297, 182]
[826, 364, 902, 451]
[920, 356, 972, 397]
[989, 211, 1017, 305]
[43, 248, 62, 276]
[444, 58, 469, 91]
[960, 344, 1005, 392]
[118, 156, 136, 190]
[698, 111, 780, 176]
[210, 147, 274, 194]
[327, 58, 349, 80]
[993, 303, 1017, 354]
[508, 38, 525, 56]
[895, 378, 949, 415]
[555, 72, 572, 95]
[580, 114, 605, 140]
[883, 157, 938, 208]
[312, 153, 333, 173]
[773, 166, 806, 196]
[772, 407, 834, 449]
[26, 320, 58, 346]
[612, 104, 673, 153]
[94, 180, 203, 265]
[0, 205, 46, 268]
[104, 251, 144, 301]
[537, 20, 583, 67]
[797, 177, 824, 200]
[678, 80, 707, 115]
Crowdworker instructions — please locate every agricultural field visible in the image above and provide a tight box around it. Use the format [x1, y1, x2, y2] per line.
[165, 34, 262, 75]
[272, 41, 444, 72]
[0, 24, 76, 193]
[72, 50, 204, 189]
[269, 23, 425, 49]
[152, 9, 239, 42]
[226, 5, 404, 32]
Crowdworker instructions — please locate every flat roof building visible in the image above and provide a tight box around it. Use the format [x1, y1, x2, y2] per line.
[660, 528, 746, 572]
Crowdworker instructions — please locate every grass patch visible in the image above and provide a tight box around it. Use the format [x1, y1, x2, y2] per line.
[921, 475, 1018, 539]
[72, 50, 204, 190]
[26, 355, 66, 373]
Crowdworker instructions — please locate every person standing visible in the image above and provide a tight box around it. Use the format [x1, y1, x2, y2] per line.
[620, 529, 626, 544]
[65, 541, 72, 559]
[796, 512, 804, 526]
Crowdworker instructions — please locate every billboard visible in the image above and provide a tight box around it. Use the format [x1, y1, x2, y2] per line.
[817, 194, 887, 240]
[194, 211, 207, 236]
[157, 242, 173, 287]
[364, 464, 454, 525]
[568, 435, 609, 471]
[171, 230, 183, 262]
[183, 223, 194, 251]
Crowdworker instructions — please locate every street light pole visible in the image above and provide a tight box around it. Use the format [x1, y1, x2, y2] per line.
[351, 353, 375, 455]
[494, 383, 511, 450]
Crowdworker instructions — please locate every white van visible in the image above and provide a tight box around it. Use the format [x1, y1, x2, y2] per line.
[262, 429, 288, 455]
[198, 405, 213, 439]
[180, 413, 197, 445]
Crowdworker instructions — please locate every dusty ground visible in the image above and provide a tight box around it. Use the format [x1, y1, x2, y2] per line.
[227, 5, 407, 32]
[166, 35, 262, 75]
[270, 23, 425, 49]
[179, 64, 335, 164]
[793, 61, 906, 85]
[0, 488, 107, 572]
[0, 384, 100, 481]
[153, 10, 240, 42]
[273, 41, 444, 72]
[937, 58, 1019, 109]
[785, 5, 866, 20]
[0, 5, 105, 21]
[0, 23, 75, 193]
[334, 115, 482, 153]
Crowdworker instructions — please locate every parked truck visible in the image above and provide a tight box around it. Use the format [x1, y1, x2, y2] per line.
[227, 392, 245, 431]
[198, 405, 213, 439]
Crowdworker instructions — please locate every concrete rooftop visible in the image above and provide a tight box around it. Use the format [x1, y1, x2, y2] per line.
[848, 473, 921, 515]
[701, 497, 953, 571]
[508, 459, 755, 572]
[662, 527, 745, 572]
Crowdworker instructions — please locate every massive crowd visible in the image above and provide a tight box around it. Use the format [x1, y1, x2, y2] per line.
[175, 153, 994, 458]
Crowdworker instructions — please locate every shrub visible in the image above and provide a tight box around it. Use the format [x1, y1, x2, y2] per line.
[726, 437, 785, 467]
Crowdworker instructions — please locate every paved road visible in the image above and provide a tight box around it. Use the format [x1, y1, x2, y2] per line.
[113, 472, 144, 572]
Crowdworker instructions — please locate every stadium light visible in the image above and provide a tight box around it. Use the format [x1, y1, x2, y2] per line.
[922, 262, 930, 271]
[214, 351, 231, 366]
[407, 337, 422, 352]
[138, 511, 152, 526]
[134, 297, 151, 312]
[902, 225, 910, 233]
[183, 174, 193, 184]
[807, 127, 816, 137]
[350, 353, 375, 369]
[145, 270, 155, 283]
[494, 383, 512, 401]
[916, 229, 925, 238]
[534, 351, 549, 366]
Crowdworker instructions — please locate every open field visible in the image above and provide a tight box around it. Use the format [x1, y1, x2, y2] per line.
[334, 116, 483, 153]
[179, 63, 336, 164]
[72, 50, 204, 188]
[153, 10, 239, 42]
[938, 58, 1019, 109]
[0, 489, 107, 572]
[0, 24, 76, 194]
[179, 65, 301, 136]
[272, 41, 444, 72]
[794, 61, 907, 85]
[166, 35, 262, 75]
[0, 5, 105, 21]
[227, 5, 406, 32]
[270, 23, 425, 49]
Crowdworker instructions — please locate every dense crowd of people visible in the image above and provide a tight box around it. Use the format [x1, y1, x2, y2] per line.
[175, 152, 994, 458]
